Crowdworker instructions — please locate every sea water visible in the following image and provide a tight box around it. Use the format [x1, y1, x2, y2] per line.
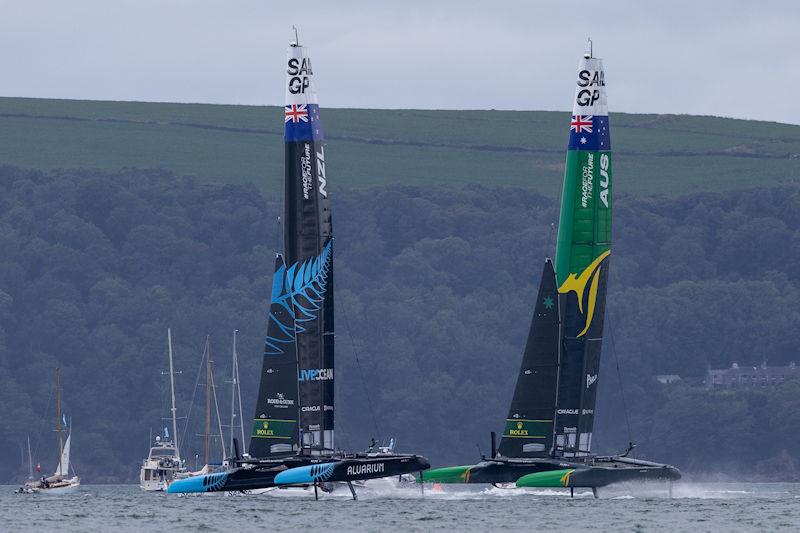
[2, 482, 799, 531]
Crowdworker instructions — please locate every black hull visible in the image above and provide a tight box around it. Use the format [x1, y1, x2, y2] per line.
[274, 454, 430, 485]
[166, 456, 313, 493]
[423, 455, 680, 489]
[167, 453, 430, 493]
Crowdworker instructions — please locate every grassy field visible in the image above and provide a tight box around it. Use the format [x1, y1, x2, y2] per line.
[1, 97, 799, 197]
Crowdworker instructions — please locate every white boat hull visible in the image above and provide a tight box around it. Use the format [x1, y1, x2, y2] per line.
[22, 477, 81, 494]
[42, 479, 81, 494]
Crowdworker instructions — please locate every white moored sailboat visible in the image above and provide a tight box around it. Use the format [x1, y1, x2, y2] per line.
[17, 368, 81, 494]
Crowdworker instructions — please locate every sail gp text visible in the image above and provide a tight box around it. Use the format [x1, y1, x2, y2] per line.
[576, 69, 605, 107]
[287, 57, 313, 94]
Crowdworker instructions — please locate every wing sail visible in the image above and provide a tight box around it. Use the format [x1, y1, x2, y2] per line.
[282, 42, 335, 451]
[498, 259, 560, 458]
[553, 53, 612, 457]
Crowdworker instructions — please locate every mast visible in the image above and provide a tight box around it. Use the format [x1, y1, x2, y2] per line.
[55, 367, 63, 476]
[282, 30, 334, 452]
[167, 328, 181, 461]
[27, 435, 33, 480]
[552, 43, 611, 456]
[229, 330, 238, 454]
[248, 28, 333, 458]
[235, 332, 246, 447]
[229, 329, 246, 453]
[204, 336, 211, 467]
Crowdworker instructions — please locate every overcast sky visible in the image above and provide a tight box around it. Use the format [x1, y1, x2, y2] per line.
[1, 1, 797, 123]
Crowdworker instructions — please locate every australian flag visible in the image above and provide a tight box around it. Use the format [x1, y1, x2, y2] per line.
[568, 114, 610, 151]
[284, 103, 324, 142]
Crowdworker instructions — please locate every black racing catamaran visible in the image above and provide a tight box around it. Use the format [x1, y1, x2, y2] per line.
[168, 31, 429, 498]
[421, 43, 680, 497]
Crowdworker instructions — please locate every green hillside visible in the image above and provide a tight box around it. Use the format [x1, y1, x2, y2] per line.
[1, 97, 799, 197]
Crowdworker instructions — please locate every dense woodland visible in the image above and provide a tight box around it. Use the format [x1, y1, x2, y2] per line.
[1, 165, 799, 482]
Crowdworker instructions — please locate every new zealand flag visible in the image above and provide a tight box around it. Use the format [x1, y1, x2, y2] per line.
[284, 104, 324, 142]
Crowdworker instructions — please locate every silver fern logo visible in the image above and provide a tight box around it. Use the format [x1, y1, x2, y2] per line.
[264, 240, 333, 356]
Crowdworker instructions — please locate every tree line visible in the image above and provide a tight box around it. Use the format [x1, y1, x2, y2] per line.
[0, 165, 798, 482]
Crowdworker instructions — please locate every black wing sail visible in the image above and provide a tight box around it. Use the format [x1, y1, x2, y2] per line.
[555, 266, 608, 456]
[282, 42, 334, 450]
[249, 255, 300, 457]
[498, 259, 560, 458]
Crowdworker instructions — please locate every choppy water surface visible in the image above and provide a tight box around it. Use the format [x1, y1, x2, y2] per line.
[2, 482, 799, 532]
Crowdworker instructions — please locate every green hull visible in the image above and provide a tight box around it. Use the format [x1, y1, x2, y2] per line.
[420, 465, 472, 483]
[516, 468, 575, 488]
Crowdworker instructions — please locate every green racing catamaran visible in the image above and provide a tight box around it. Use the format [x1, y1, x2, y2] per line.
[421, 43, 680, 497]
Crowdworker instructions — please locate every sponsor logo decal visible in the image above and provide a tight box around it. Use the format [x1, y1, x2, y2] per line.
[580, 152, 594, 208]
[509, 421, 529, 437]
[298, 368, 334, 381]
[301, 143, 313, 200]
[560, 469, 575, 487]
[558, 250, 611, 337]
[556, 408, 594, 416]
[287, 57, 313, 94]
[252, 418, 295, 439]
[267, 392, 294, 408]
[346, 462, 385, 476]
[586, 374, 598, 388]
[301, 404, 332, 412]
[255, 420, 275, 437]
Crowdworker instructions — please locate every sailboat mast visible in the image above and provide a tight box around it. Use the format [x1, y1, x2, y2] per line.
[167, 328, 181, 462]
[55, 367, 63, 476]
[210, 354, 227, 461]
[234, 332, 246, 447]
[204, 336, 211, 467]
[229, 330, 237, 454]
[27, 435, 33, 480]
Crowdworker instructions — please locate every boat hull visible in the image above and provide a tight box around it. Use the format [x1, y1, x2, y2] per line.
[21, 477, 82, 494]
[274, 455, 430, 485]
[167, 456, 315, 493]
[167, 454, 429, 493]
[422, 457, 680, 488]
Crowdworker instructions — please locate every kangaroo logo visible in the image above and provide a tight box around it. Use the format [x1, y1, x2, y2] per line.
[558, 250, 610, 337]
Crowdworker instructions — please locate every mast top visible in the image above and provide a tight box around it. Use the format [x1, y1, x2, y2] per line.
[584, 37, 593, 59]
[290, 25, 300, 47]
